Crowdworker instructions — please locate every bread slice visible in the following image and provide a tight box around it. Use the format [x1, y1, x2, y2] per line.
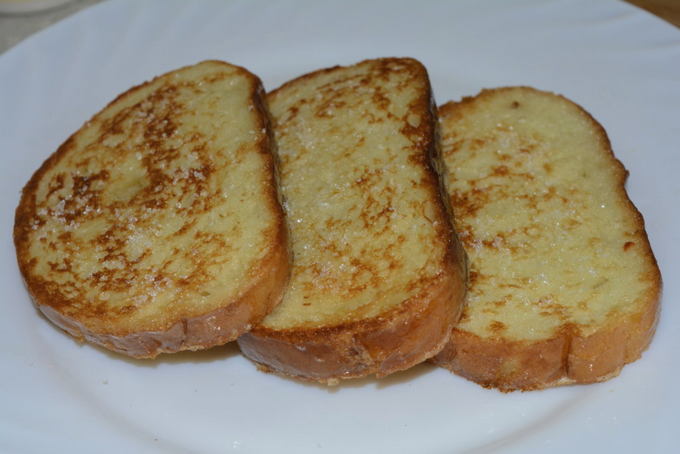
[237, 58, 467, 383]
[431, 87, 661, 391]
[14, 60, 289, 358]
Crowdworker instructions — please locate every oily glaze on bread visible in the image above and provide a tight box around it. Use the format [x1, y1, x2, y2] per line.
[14, 61, 289, 358]
[431, 87, 661, 391]
[237, 58, 467, 383]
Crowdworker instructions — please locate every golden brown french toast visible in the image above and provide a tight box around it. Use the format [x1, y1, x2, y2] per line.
[432, 87, 661, 391]
[14, 60, 289, 358]
[237, 58, 467, 383]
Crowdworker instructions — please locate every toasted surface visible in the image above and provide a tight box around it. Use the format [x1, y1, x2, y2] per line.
[432, 87, 661, 390]
[237, 58, 467, 382]
[14, 60, 289, 358]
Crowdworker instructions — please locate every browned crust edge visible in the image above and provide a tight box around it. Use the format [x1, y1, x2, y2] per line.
[431, 295, 660, 392]
[432, 87, 662, 391]
[37, 234, 290, 358]
[14, 60, 291, 358]
[238, 269, 464, 384]
[237, 58, 468, 383]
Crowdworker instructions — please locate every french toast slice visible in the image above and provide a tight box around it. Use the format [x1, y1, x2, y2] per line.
[237, 58, 467, 383]
[432, 87, 661, 391]
[14, 60, 289, 358]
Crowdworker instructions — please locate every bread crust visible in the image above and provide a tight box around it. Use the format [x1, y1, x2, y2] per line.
[237, 58, 467, 382]
[239, 268, 463, 383]
[432, 87, 662, 391]
[14, 61, 290, 358]
[432, 285, 660, 391]
[34, 233, 290, 358]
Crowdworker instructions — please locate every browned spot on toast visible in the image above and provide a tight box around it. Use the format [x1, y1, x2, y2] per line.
[489, 321, 506, 334]
[433, 86, 661, 391]
[238, 58, 467, 382]
[14, 60, 290, 358]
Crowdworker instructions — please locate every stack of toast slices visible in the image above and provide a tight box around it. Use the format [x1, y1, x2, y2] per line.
[14, 58, 660, 391]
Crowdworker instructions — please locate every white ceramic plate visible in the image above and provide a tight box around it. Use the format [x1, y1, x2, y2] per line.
[1, 0, 678, 452]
